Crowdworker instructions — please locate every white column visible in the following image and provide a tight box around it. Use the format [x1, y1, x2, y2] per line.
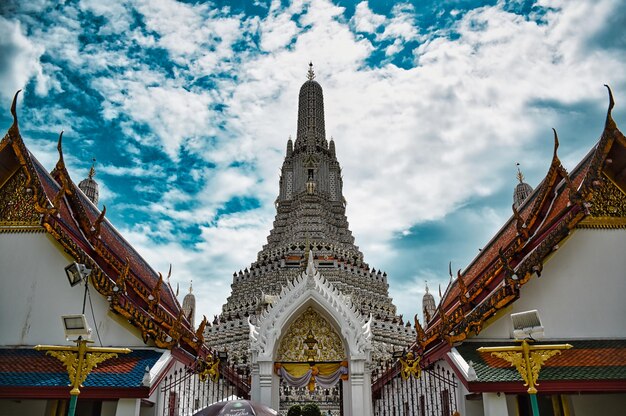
[250, 362, 261, 402]
[258, 361, 277, 410]
[483, 392, 509, 416]
[115, 398, 141, 416]
[349, 358, 373, 416]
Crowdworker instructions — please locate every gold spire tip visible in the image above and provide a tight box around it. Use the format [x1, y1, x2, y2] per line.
[516, 163, 524, 183]
[88, 158, 96, 179]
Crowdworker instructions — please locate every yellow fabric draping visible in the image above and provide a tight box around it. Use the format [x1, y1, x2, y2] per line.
[275, 362, 349, 391]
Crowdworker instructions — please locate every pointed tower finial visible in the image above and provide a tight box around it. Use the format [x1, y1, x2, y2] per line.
[189, 279, 193, 293]
[307, 62, 315, 81]
[513, 162, 533, 209]
[88, 158, 96, 180]
[79, 155, 100, 205]
[306, 248, 316, 277]
[516, 163, 524, 184]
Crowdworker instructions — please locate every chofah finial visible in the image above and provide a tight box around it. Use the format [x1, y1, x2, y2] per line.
[9, 90, 21, 136]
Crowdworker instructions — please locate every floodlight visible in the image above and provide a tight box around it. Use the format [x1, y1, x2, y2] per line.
[61, 314, 92, 339]
[65, 263, 92, 287]
[511, 310, 544, 340]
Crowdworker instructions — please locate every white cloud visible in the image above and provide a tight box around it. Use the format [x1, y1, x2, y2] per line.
[351, 1, 386, 33]
[6, 0, 626, 322]
[0, 17, 48, 100]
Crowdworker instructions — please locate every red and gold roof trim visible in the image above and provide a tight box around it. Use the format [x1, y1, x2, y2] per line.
[0, 91, 213, 365]
[414, 87, 626, 361]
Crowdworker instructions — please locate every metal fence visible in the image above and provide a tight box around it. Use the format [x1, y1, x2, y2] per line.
[372, 363, 458, 416]
[160, 364, 250, 416]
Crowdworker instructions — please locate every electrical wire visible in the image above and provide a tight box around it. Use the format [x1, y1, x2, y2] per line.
[87, 284, 104, 347]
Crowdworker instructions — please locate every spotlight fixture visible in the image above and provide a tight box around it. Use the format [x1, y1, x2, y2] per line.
[65, 263, 92, 287]
[61, 314, 92, 339]
[511, 310, 544, 340]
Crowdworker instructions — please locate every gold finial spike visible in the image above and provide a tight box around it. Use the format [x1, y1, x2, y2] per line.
[604, 84, 616, 129]
[88, 158, 96, 179]
[9, 90, 21, 135]
[552, 128, 560, 158]
[516, 163, 525, 183]
[307, 62, 315, 81]
[55, 131, 66, 171]
[605, 84, 615, 114]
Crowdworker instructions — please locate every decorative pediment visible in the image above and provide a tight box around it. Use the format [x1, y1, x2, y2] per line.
[578, 174, 626, 228]
[0, 169, 40, 227]
[276, 306, 345, 362]
[250, 251, 372, 361]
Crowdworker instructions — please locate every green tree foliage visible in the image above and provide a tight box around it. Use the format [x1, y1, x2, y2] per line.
[301, 403, 322, 416]
[287, 405, 302, 416]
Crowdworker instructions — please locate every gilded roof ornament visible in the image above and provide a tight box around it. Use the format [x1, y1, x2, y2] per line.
[604, 84, 615, 129]
[552, 128, 560, 159]
[307, 62, 315, 81]
[9, 90, 21, 138]
[91, 204, 106, 238]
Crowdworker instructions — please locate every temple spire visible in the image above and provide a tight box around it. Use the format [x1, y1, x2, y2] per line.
[78, 158, 100, 205]
[307, 62, 315, 80]
[513, 163, 533, 209]
[516, 163, 525, 183]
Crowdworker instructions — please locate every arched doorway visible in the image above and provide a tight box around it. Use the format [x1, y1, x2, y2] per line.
[249, 253, 374, 415]
[275, 306, 347, 414]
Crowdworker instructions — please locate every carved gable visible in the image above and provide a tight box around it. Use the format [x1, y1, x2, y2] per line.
[276, 306, 345, 362]
[0, 156, 40, 227]
[578, 174, 626, 229]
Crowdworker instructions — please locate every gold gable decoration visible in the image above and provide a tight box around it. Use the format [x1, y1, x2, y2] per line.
[0, 170, 41, 227]
[578, 174, 626, 229]
[276, 307, 345, 362]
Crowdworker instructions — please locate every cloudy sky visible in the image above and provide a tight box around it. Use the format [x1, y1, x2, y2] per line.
[1, 0, 625, 323]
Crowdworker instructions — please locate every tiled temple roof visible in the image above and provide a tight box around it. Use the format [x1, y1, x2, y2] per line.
[0, 92, 212, 365]
[0, 348, 161, 392]
[413, 88, 626, 362]
[455, 340, 626, 389]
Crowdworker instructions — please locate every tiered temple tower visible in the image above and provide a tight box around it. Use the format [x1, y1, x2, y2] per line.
[205, 65, 414, 366]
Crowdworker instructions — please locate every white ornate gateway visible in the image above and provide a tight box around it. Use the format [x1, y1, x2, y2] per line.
[249, 252, 374, 415]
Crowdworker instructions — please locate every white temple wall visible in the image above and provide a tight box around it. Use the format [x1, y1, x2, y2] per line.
[568, 393, 626, 415]
[0, 232, 146, 347]
[476, 228, 626, 340]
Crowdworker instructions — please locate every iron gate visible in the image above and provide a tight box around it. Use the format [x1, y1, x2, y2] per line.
[160, 364, 250, 416]
[372, 363, 458, 416]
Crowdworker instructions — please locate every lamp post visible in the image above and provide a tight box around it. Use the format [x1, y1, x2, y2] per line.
[35, 337, 130, 416]
[36, 263, 131, 416]
[477, 311, 572, 416]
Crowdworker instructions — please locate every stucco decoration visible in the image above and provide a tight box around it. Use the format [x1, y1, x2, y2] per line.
[250, 251, 373, 362]
[276, 306, 345, 362]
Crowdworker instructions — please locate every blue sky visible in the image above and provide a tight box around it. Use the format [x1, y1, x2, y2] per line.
[1, 0, 626, 321]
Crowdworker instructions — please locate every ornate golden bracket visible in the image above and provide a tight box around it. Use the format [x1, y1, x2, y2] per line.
[35, 339, 131, 395]
[478, 340, 572, 394]
[197, 355, 220, 382]
[399, 351, 421, 380]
